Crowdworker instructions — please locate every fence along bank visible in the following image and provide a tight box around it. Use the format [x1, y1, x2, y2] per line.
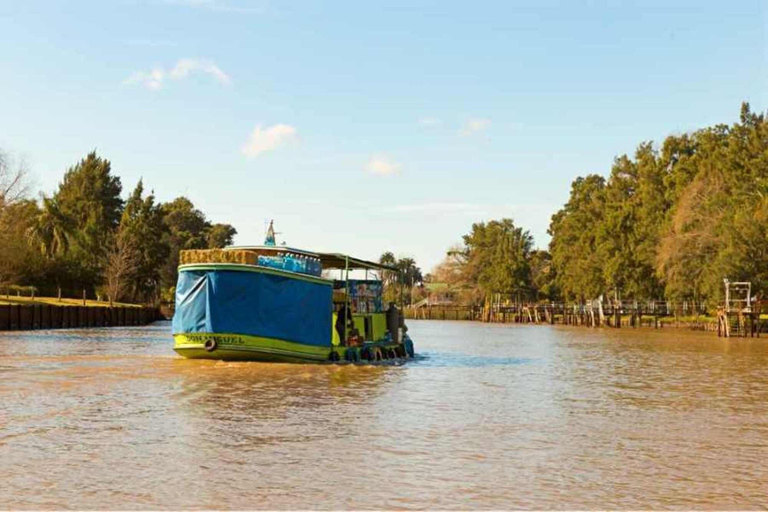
[0, 303, 161, 331]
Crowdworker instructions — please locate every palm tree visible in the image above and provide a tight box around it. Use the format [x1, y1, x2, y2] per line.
[26, 196, 72, 259]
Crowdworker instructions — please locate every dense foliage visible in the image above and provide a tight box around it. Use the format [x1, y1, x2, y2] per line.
[0, 150, 236, 304]
[432, 103, 766, 304]
[430, 219, 555, 304]
[549, 103, 767, 302]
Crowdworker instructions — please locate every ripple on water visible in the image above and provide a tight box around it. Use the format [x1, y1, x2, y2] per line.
[412, 351, 535, 368]
[2, 320, 768, 509]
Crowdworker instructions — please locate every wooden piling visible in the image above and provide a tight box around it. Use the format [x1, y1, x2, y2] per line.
[0, 305, 10, 330]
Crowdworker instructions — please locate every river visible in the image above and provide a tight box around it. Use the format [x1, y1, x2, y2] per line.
[1, 321, 767, 509]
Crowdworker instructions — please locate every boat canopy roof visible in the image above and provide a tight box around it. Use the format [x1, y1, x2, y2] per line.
[316, 252, 397, 271]
[224, 245, 397, 272]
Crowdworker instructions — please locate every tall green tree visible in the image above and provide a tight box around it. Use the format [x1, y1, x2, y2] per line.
[549, 176, 606, 301]
[53, 151, 123, 288]
[118, 180, 169, 302]
[460, 218, 533, 298]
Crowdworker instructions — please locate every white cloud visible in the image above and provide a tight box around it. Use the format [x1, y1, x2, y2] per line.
[170, 58, 230, 84]
[124, 67, 165, 90]
[460, 118, 491, 136]
[366, 156, 400, 176]
[241, 124, 298, 158]
[418, 117, 441, 127]
[124, 58, 230, 90]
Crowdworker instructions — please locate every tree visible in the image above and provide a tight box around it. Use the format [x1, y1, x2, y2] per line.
[430, 244, 483, 304]
[529, 249, 557, 301]
[461, 219, 533, 298]
[53, 151, 123, 289]
[377, 252, 423, 305]
[549, 175, 607, 300]
[656, 104, 768, 300]
[0, 201, 41, 288]
[104, 230, 141, 305]
[207, 223, 237, 248]
[0, 150, 30, 209]
[0, 150, 34, 287]
[159, 196, 236, 290]
[396, 257, 423, 305]
[118, 180, 169, 302]
[26, 197, 73, 259]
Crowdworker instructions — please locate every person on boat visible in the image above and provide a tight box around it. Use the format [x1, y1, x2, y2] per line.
[335, 303, 354, 345]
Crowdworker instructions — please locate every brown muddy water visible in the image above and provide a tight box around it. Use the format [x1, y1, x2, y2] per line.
[1, 320, 767, 510]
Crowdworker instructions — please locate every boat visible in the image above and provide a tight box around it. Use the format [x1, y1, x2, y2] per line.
[172, 222, 415, 363]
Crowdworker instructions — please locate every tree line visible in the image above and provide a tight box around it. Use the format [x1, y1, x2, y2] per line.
[3, 103, 765, 307]
[0, 151, 236, 304]
[431, 103, 767, 305]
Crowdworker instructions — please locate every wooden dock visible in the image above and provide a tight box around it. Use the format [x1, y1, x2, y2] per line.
[404, 301, 765, 337]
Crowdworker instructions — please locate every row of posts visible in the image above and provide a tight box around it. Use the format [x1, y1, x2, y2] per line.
[0, 304, 160, 331]
[404, 302, 761, 335]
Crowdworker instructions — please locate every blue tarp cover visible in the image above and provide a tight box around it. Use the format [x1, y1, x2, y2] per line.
[172, 269, 332, 347]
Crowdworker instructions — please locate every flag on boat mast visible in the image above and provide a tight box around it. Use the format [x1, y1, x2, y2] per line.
[264, 220, 276, 246]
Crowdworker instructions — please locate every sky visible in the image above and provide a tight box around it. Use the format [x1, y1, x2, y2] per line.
[0, 0, 765, 272]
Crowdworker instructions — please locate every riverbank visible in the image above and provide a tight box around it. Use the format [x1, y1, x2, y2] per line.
[0, 298, 161, 331]
[0, 296, 142, 308]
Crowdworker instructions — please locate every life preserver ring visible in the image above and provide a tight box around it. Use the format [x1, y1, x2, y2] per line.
[204, 339, 218, 352]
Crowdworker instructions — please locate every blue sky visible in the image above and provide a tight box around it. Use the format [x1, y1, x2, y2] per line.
[1, 0, 765, 272]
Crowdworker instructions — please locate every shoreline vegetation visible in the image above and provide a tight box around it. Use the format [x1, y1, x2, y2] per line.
[0, 151, 236, 307]
[393, 104, 767, 322]
[1, 103, 766, 325]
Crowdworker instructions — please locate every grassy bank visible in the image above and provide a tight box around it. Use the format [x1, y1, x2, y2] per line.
[0, 296, 143, 308]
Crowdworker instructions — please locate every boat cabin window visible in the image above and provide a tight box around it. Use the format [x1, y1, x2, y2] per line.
[332, 280, 383, 314]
